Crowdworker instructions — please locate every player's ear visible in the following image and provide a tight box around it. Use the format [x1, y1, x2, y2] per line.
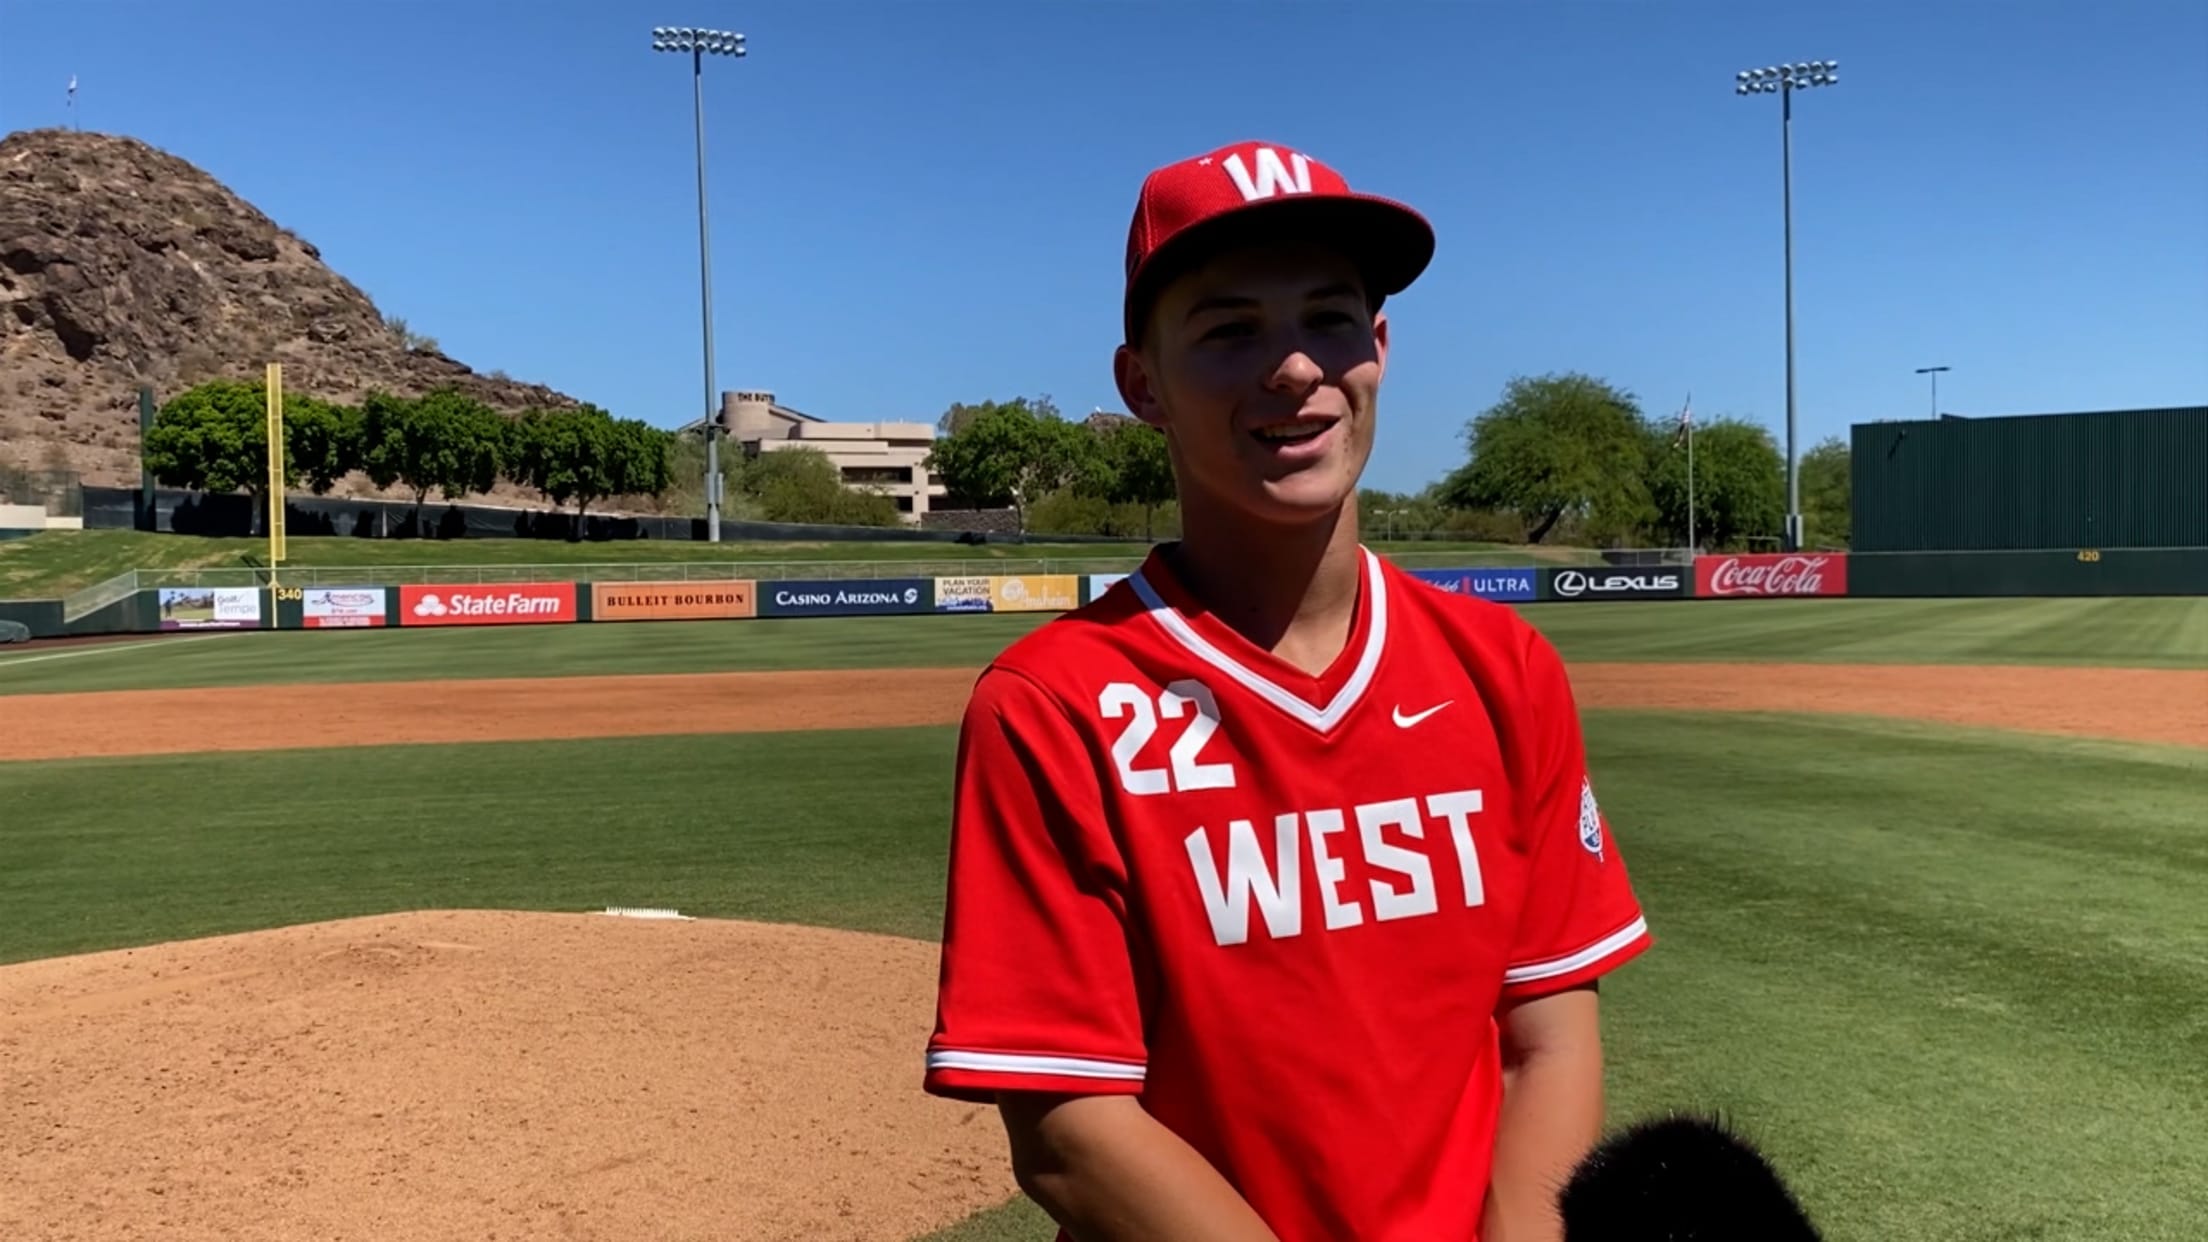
[1371, 307, 1391, 379]
[1115, 343, 1167, 431]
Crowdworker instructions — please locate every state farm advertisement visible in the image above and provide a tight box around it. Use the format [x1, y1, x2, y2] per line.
[399, 583, 578, 626]
[303, 587, 388, 628]
[1696, 554, 1848, 598]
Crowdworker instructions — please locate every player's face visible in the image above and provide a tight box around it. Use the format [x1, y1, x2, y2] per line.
[1116, 238, 1388, 530]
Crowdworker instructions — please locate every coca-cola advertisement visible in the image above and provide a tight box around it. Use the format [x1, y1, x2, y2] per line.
[1695, 554, 1849, 598]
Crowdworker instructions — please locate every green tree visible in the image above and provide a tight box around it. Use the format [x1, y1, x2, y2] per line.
[142, 379, 357, 530]
[382, 312, 439, 354]
[1076, 416, 1177, 538]
[654, 425, 717, 518]
[740, 446, 900, 526]
[1644, 415, 1786, 550]
[359, 388, 506, 525]
[505, 406, 673, 533]
[1356, 488, 1449, 541]
[1797, 435, 1851, 549]
[286, 397, 359, 496]
[926, 399, 1096, 532]
[1438, 372, 1654, 544]
[937, 394, 1059, 437]
[142, 380, 263, 497]
[607, 417, 674, 502]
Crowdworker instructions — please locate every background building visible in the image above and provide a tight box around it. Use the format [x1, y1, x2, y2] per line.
[684, 390, 946, 524]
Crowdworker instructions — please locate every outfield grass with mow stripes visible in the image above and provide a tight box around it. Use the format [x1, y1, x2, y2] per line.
[0, 595, 2201, 696]
[2, 713, 2202, 1240]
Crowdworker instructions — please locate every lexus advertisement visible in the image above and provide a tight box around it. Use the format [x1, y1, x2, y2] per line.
[1538, 566, 1689, 602]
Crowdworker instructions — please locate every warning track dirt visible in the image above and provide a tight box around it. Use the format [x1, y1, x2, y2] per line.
[1, 663, 2201, 762]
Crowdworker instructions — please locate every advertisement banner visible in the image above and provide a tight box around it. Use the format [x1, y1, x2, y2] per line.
[1085, 572, 1130, 603]
[399, 583, 577, 627]
[591, 581, 756, 622]
[1695, 554, 1848, 598]
[303, 587, 388, 628]
[157, 586, 262, 630]
[990, 574, 1080, 613]
[758, 578, 931, 618]
[1540, 566, 1688, 602]
[1410, 568, 1538, 603]
[934, 576, 995, 613]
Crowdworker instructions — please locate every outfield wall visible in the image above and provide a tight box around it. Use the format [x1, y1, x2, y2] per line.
[1844, 548, 2208, 597]
[6, 548, 2204, 641]
[0, 600, 63, 638]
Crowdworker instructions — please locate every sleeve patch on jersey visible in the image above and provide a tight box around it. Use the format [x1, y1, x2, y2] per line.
[1578, 775, 1605, 861]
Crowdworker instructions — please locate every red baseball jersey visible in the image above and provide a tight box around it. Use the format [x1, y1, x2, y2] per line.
[923, 545, 1651, 1241]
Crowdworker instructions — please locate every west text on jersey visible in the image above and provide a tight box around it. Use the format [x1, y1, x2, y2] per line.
[1183, 789, 1487, 947]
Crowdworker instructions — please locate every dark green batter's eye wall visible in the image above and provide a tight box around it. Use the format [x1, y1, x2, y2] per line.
[1850, 406, 2208, 554]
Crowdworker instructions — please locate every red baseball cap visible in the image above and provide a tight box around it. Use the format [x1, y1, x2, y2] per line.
[1121, 139, 1435, 344]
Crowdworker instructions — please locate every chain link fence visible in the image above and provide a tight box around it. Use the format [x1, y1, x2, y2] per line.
[0, 464, 84, 518]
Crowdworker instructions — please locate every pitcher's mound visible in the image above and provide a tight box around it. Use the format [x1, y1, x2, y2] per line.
[0, 910, 1016, 1241]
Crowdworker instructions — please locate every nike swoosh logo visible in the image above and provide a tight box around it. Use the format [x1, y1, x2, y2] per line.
[1393, 701, 1451, 728]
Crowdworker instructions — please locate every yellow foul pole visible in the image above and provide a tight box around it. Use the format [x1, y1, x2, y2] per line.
[265, 363, 287, 589]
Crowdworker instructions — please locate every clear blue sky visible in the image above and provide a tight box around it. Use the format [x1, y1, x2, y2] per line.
[6, 0, 2204, 494]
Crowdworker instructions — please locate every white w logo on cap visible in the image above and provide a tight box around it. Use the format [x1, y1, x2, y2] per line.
[1221, 147, 1313, 202]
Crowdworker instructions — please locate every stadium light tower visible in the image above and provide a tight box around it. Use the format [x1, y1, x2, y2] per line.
[653, 25, 747, 543]
[1735, 59, 1838, 552]
[1915, 364, 1950, 417]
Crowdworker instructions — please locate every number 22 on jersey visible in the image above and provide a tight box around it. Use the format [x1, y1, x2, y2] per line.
[1099, 679, 1237, 796]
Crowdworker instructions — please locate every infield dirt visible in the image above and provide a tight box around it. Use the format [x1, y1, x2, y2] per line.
[0, 911, 1015, 1242]
[2, 662, 2203, 762]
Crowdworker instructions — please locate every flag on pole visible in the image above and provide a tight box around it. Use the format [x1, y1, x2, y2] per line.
[1671, 392, 1693, 448]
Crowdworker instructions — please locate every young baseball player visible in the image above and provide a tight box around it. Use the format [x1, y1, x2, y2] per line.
[923, 139, 1652, 1242]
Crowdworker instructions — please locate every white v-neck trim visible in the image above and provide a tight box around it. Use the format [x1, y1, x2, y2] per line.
[1128, 546, 1388, 734]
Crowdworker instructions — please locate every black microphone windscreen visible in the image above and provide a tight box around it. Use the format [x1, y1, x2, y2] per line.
[1557, 1112, 1822, 1242]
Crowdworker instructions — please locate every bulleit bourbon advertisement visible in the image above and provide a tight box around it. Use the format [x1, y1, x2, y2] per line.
[591, 581, 757, 622]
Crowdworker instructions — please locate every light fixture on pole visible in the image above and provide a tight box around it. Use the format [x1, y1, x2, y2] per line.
[652, 24, 747, 543]
[1915, 365, 1950, 417]
[1735, 58, 1838, 552]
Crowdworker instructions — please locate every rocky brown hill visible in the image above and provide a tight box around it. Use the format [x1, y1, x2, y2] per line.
[0, 127, 587, 494]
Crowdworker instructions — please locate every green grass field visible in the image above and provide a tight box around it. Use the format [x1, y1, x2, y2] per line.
[0, 528, 1596, 598]
[2, 597, 2204, 1241]
[2, 596, 2202, 696]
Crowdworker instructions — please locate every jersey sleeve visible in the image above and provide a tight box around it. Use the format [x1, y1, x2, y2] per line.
[1500, 627, 1652, 1002]
[923, 665, 1150, 1104]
